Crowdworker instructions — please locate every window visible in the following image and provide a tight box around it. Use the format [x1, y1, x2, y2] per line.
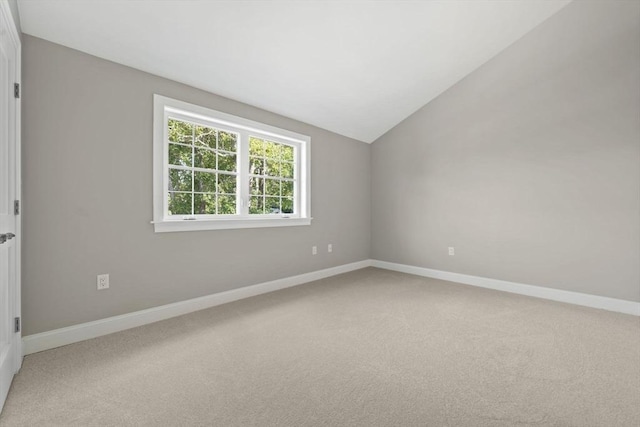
[153, 95, 311, 232]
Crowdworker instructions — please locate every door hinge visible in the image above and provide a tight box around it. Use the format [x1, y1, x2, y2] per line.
[14, 83, 20, 99]
[14, 200, 19, 215]
[14, 317, 20, 333]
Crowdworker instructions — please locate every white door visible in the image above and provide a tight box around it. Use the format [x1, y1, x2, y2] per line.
[0, 1, 21, 414]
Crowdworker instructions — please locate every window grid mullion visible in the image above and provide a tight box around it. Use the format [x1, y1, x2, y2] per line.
[238, 130, 250, 215]
[162, 105, 305, 221]
[191, 125, 195, 215]
[215, 130, 219, 215]
[164, 113, 170, 218]
[294, 145, 299, 215]
[169, 140, 235, 156]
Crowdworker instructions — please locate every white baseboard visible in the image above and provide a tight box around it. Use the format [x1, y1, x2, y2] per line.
[22, 260, 373, 355]
[371, 260, 640, 316]
[23, 258, 638, 355]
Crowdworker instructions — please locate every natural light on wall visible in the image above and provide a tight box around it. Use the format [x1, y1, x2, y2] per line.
[152, 95, 311, 232]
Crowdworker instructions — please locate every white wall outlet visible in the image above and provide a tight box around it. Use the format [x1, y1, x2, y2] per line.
[448, 247, 455, 256]
[97, 274, 109, 290]
[312, 246, 317, 255]
[328, 243, 333, 253]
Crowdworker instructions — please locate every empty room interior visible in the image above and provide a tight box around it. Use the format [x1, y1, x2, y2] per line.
[0, 0, 639, 425]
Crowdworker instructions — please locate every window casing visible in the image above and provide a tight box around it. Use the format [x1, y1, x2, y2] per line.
[153, 95, 311, 232]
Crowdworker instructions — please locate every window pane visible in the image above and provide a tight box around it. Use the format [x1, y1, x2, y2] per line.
[160, 99, 309, 227]
[249, 156, 264, 175]
[282, 197, 294, 214]
[264, 141, 279, 159]
[195, 126, 217, 149]
[218, 173, 236, 194]
[265, 179, 280, 196]
[194, 193, 216, 214]
[282, 180, 293, 197]
[219, 131, 237, 152]
[265, 197, 280, 214]
[250, 196, 264, 214]
[281, 161, 294, 179]
[250, 177, 263, 196]
[218, 195, 236, 214]
[194, 171, 216, 193]
[169, 143, 192, 167]
[168, 168, 192, 192]
[217, 152, 237, 172]
[273, 143, 284, 159]
[265, 159, 279, 177]
[194, 147, 216, 170]
[249, 137, 264, 156]
[168, 192, 192, 215]
[168, 119, 193, 144]
[282, 145, 294, 162]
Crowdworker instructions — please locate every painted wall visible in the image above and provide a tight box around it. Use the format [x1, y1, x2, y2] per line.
[371, 1, 640, 302]
[22, 35, 371, 335]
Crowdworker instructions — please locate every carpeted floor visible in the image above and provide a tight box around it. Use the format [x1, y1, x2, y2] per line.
[1, 267, 639, 426]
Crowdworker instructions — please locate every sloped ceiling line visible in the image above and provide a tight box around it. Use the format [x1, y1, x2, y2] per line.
[18, 0, 571, 143]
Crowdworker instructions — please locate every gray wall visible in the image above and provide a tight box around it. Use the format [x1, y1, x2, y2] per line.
[21, 0, 640, 336]
[371, 1, 640, 302]
[22, 35, 371, 335]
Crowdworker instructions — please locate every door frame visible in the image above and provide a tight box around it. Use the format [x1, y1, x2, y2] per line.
[0, 0, 22, 374]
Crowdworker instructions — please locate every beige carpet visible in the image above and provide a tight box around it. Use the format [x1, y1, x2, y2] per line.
[1, 267, 639, 426]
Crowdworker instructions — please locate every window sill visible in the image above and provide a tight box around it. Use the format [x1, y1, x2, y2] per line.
[152, 217, 312, 233]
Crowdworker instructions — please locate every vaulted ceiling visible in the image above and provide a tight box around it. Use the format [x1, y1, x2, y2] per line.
[18, 0, 570, 143]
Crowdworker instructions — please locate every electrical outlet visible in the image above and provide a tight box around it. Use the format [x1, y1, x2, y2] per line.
[448, 247, 455, 256]
[97, 274, 109, 290]
[328, 243, 333, 253]
[312, 246, 317, 255]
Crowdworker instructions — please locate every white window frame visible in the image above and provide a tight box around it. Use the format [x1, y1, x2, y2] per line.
[153, 95, 311, 232]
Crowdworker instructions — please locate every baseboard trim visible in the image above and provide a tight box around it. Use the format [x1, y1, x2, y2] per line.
[371, 260, 640, 316]
[22, 260, 373, 355]
[24, 258, 638, 355]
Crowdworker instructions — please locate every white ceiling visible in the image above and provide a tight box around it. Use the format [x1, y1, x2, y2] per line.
[18, 0, 570, 143]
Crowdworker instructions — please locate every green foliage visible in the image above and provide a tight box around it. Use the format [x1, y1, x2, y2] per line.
[193, 193, 215, 215]
[166, 119, 295, 216]
[249, 137, 264, 156]
[167, 118, 239, 216]
[282, 181, 293, 197]
[168, 192, 192, 215]
[169, 143, 192, 167]
[282, 197, 293, 213]
[250, 177, 263, 196]
[249, 196, 264, 214]
[218, 195, 236, 215]
[218, 152, 236, 172]
[169, 119, 193, 144]
[169, 169, 191, 192]
[282, 145, 294, 162]
[194, 171, 216, 193]
[247, 136, 296, 214]
[219, 131, 237, 152]
[195, 125, 216, 149]
[265, 179, 280, 196]
[218, 173, 236, 194]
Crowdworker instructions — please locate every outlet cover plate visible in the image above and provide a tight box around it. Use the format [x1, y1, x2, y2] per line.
[97, 274, 109, 290]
